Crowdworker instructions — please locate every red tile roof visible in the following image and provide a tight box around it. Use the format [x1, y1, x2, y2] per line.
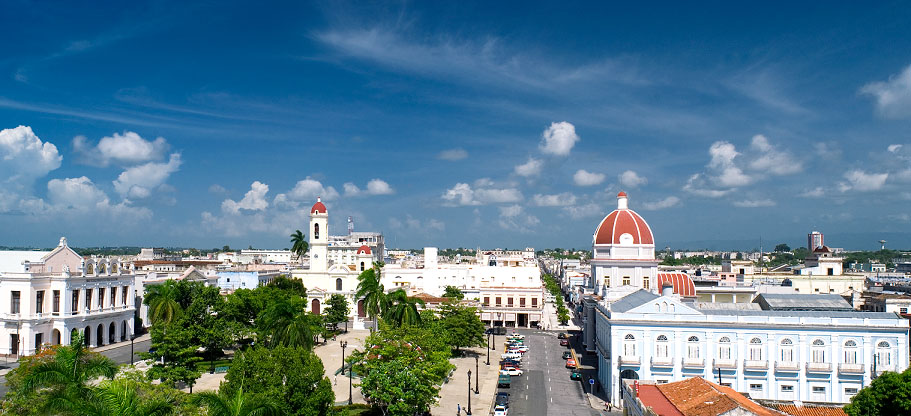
[652, 377, 783, 416]
[658, 272, 697, 297]
[775, 405, 847, 416]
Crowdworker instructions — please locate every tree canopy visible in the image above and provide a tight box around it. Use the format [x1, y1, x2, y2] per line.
[845, 368, 911, 416]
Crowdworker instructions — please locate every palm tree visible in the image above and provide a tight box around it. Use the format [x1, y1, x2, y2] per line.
[289, 229, 308, 265]
[355, 264, 388, 331]
[144, 280, 183, 326]
[46, 378, 175, 416]
[193, 386, 280, 416]
[19, 332, 118, 400]
[384, 289, 426, 327]
[258, 298, 315, 349]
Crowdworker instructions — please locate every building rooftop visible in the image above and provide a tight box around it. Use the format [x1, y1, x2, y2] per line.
[634, 377, 783, 416]
[773, 404, 847, 416]
[753, 293, 853, 311]
[0, 250, 51, 273]
[610, 290, 659, 312]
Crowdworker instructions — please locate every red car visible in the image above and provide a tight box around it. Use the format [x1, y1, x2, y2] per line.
[565, 358, 577, 368]
[560, 339, 569, 347]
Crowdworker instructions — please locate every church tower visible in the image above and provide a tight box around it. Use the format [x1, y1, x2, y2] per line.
[309, 197, 329, 273]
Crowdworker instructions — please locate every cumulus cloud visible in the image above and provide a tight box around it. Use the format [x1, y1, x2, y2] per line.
[573, 169, 606, 186]
[733, 199, 776, 208]
[344, 179, 395, 197]
[514, 158, 542, 177]
[642, 196, 680, 210]
[0, 126, 62, 195]
[112, 153, 182, 199]
[209, 184, 227, 194]
[563, 202, 603, 219]
[389, 215, 445, 231]
[747, 135, 801, 175]
[497, 205, 540, 232]
[539, 121, 579, 156]
[441, 181, 523, 206]
[73, 131, 169, 167]
[888, 144, 903, 153]
[273, 177, 339, 208]
[707, 141, 752, 187]
[839, 170, 889, 192]
[618, 170, 648, 188]
[45, 176, 151, 219]
[222, 181, 270, 214]
[532, 193, 577, 207]
[437, 148, 468, 161]
[860, 65, 911, 119]
[802, 187, 825, 198]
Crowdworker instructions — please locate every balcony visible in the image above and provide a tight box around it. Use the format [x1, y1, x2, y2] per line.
[838, 363, 865, 374]
[806, 362, 833, 373]
[681, 358, 705, 369]
[713, 358, 737, 369]
[651, 356, 674, 367]
[744, 360, 768, 370]
[619, 355, 641, 366]
[775, 361, 800, 372]
[874, 364, 895, 375]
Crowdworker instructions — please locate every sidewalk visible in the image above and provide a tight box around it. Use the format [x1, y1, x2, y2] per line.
[431, 347, 498, 416]
[95, 333, 151, 352]
[542, 299, 581, 332]
[313, 329, 369, 405]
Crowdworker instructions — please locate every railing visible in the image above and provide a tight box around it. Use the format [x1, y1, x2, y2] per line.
[619, 356, 641, 365]
[744, 360, 768, 370]
[713, 358, 737, 369]
[806, 362, 832, 373]
[681, 358, 705, 368]
[838, 363, 865, 374]
[775, 361, 800, 371]
[651, 357, 674, 367]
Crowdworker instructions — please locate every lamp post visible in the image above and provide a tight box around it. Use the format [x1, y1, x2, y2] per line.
[130, 333, 135, 366]
[340, 341, 347, 375]
[486, 333, 491, 365]
[467, 370, 472, 415]
[475, 356, 480, 394]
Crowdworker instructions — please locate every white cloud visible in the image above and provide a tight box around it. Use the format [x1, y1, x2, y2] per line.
[618, 170, 648, 188]
[642, 196, 680, 210]
[0, 126, 62, 196]
[112, 153, 182, 199]
[563, 203, 603, 219]
[532, 193, 577, 207]
[802, 187, 825, 198]
[539, 121, 579, 156]
[573, 169, 606, 186]
[73, 131, 169, 167]
[860, 65, 911, 119]
[344, 179, 395, 197]
[437, 148, 468, 161]
[814, 142, 842, 161]
[733, 199, 776, 208]
[221, 181, 270, 214]
[441, 182, 523, 206]
[514, 158, 542, 177]
[683, 174, 733, 198]
[839, 170, 889, 192]
[888, 144, 903, 153]
[747, 135, 801, 176]
[390, 215, 445, 231]
[497, 205, 540, 232]
[209, 184, 227, 194]
[47, 176, 109, 210]
[708, 141, 752, 187]
[274, 177, 340, 208]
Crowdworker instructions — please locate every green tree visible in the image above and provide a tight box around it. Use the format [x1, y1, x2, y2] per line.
[142, 322, 203, 390]
[774, 243, 791, 252]
[193, 387, 280, 416]
[144, 280, 183, 326]
[47, 378, 177, 416]
[265, 275, 308, 298]
[16, 332, 118, 403]
[290, 230, 309, 264]
[258, 297, 317, 349]
[845, 368, 911, 416]
[436, 301, 485, 352]
[383, 289, 425, 327]
[356, 263, 388, 331]
[325, 294, 350, 330]
[222, 345, 334, 416]
[442, 286, 464, 300]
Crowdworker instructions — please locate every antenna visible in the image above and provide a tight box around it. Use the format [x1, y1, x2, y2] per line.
[348, 216, 354, 236]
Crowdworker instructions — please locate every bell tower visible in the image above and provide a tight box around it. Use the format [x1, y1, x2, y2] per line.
[309, 197, 329, 273]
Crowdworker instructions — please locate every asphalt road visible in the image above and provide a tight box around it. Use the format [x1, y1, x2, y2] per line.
[493, 329, 598, 416]
[0, 337, 151, 398]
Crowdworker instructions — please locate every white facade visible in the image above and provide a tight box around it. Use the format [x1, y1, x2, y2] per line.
[0, 238, 136, 355]
[594, 290, 909, 406]
[216, 271, 279, 292]
[591, 193, 659, 296]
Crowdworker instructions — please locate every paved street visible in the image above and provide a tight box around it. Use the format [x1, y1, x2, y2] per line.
[492, 329, 599, 416]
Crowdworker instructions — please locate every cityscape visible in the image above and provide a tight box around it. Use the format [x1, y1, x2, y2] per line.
[2, 2, 911, 416]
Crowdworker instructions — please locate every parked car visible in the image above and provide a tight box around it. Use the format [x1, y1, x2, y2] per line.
[486, 327, 507, 335]
[502, 352, 522, 360]
[508, 346, 529, 353]
[565, 358, 577, 368]
[500, 358, 520, 366]
[570, 370, 583, 380]
[560, 339, 569, 347]
[497, 374, 511, 388]
[508, 333, 525, 340]
[562, 351, 573, 360]
[557, 332, 569, 339]
[494, 405, 508, 416]
[496, 392, 510, 408]
[500, 368, 523, 376]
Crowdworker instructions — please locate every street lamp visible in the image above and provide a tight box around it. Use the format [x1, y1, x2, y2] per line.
[130, 333, 136, 366]
[475, 356, 480, 394]
[486, 333, 491, 365]
[467, 370, 472, 415]
[340, 341, 348, 376]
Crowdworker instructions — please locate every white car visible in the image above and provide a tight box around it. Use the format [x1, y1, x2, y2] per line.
[508, 345, 529, 353]
[502, 352, 522, 360]
[508, 334, 525, 340]
[494, 405, 508, 416]
[500, 368, 523, 376]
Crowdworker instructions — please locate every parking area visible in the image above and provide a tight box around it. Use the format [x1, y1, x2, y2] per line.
[491, 329, 599, 416]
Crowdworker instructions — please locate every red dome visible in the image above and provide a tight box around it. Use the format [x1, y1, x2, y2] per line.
[357, 245, 372, 255]
[594, 209, 654, 245]
[657, 272, 696, 297]
[617, 191, 628, 198]
[311, 197, 327, 214]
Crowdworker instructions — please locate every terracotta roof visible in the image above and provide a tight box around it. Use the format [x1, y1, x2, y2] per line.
[775, 405, 847, 416]
[311, 197, 327, 214]
[658, 272, 697, 297]
[617, 191, 628, 197]
[357, 245, 372, 255]
[638, 384, 683, 416]
[594, 209, 654, 245]
[655, 377, 783, 416]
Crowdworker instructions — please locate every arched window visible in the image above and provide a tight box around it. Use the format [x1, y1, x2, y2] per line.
[623, 334, 636, 357]
[314, 223, 320, 239]
[687, 336, 700, 359]
[360, 262, 365, 271]
[99, 263, 106, 273]
[811, 339, 826, 363]
[336, 278, 343, 291]
[877, 341, 892, 366]
[780, 338, 794, 362]
[86, 263, 94, 275]
[718, 336, 732, 359]
[844, 340, 858, 364]
[656, 335, 669, 358]
[749, 338, 763, 360]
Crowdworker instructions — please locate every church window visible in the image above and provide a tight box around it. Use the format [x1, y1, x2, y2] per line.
[360, 262, 365, 271]
[314, 223, 320, 239]
[336, 278, 343, 291]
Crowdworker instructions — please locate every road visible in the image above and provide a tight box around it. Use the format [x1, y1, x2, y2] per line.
[493, 329, 598, 416]
[0, 338, 151, 398]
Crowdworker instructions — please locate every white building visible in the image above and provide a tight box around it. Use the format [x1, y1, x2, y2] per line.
[594, 287, 908, 406]
[216, 270, 280, 292]
[0, 237, 136, 355]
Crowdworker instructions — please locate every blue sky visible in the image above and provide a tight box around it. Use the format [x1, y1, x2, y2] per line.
[1, 1, 910, 250]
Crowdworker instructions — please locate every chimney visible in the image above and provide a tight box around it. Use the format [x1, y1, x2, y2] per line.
[661, 282, 674, 297]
